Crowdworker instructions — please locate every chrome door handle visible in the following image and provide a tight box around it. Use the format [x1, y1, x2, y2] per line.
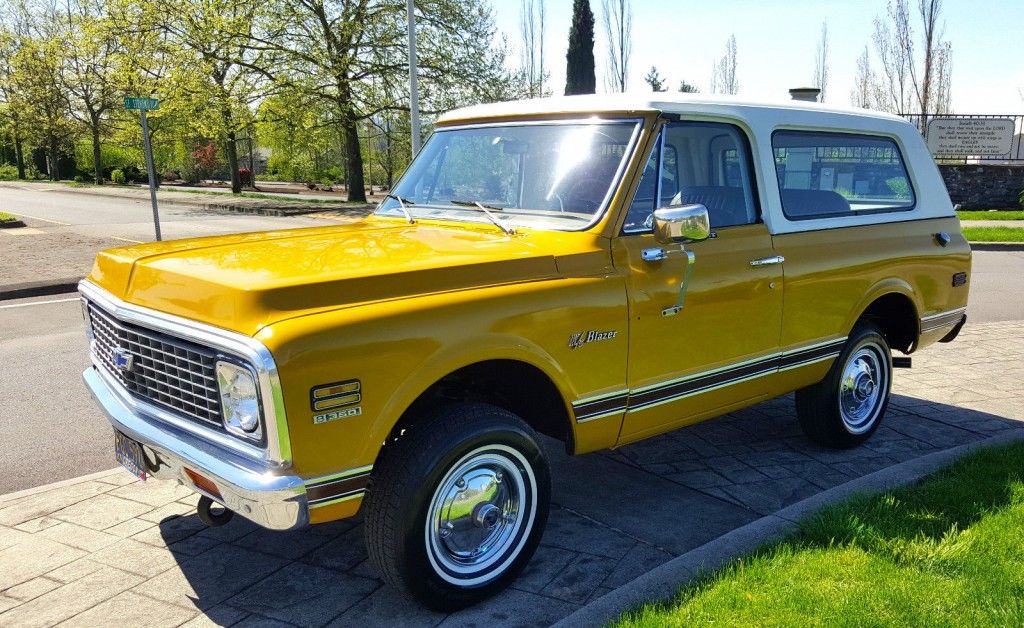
[750, 255, 784, 267]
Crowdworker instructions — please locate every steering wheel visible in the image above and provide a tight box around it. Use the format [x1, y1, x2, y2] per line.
[564, 177, 607, 213]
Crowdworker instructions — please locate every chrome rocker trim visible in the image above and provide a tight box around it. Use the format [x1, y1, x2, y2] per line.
[84, 366, 309, 530]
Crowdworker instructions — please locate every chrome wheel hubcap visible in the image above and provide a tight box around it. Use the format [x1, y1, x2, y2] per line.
[425, 445, 536, 586]
[839, 343, 888, 433]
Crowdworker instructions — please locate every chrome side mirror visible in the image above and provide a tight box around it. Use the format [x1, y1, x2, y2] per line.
[653, 204, 711, 244]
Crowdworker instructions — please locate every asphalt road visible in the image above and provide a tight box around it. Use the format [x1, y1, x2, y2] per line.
[0, 181, 329, 243]
[1, 250, 1020, 495]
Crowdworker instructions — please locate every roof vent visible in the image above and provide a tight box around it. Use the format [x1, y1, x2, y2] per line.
[789, 87, 821, 102]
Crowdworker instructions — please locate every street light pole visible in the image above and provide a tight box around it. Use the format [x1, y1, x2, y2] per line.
[406, 0, 421, 157]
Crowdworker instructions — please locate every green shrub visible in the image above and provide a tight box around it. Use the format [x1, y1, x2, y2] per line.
[110, 169, 126, 184]
[73, 175, 87, 183]
[0, 163, 19, 180]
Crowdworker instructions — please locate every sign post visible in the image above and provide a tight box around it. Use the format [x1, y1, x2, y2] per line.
[124, 97, 162, 241]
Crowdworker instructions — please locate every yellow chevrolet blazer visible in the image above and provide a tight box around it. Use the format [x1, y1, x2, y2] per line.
[80, 94, 970, 610]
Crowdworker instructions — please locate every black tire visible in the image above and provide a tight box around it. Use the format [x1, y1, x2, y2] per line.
[363, 402, 551, 612]
[796, 323, 893, 449]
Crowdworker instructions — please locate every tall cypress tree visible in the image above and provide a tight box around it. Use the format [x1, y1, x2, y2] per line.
[564, 0, 596, 95]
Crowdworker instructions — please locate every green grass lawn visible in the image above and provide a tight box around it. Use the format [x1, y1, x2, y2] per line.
[962, 226, 1024, 243]
[616, 441, 1024, 627]
[957, 210, 1024, 221]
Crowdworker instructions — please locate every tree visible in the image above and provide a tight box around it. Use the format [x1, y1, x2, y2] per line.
[678, 80, 699, 93]
[711, 34, 738, 95]
[851, 46, 874, 108]
[813, 22, 829, 102]
[601, 0, 631, 92]
[871, 0, 953, 125]
[156, 0, 276, 193]
[520, 0, 547, 97]
[643, 66, 665, 92]
[7, 34, 77, 179]
[51, 0, 126, 184]
[0, 30, 27, 178]
[267, 0, 526, 203]
[564, 0, 595, 95]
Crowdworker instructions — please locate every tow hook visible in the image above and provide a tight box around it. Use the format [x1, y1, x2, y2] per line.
[197, 495, 235, 527]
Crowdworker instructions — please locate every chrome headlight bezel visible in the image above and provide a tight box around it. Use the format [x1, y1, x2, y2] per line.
[215, 359, 265, 445]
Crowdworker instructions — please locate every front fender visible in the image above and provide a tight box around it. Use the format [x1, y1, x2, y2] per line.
[257, 275, 629, 481]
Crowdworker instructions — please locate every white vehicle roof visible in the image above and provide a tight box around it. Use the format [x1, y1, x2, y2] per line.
[438, 93, 908, 126]
[436, 93, 952, 235]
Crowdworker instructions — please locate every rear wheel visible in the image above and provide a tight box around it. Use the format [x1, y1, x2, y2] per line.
[364, 402, 550, 611]
[796, 323, 892, 448]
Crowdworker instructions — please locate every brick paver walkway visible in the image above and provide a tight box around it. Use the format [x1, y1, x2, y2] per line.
[0, 321, 1021, 627]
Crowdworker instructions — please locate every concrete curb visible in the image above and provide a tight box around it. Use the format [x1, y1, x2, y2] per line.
[0, 278, 82, 301]
[969, 242, 1024, 251]
[0, 468, 121, 505]
[555, 428, 1024, 628]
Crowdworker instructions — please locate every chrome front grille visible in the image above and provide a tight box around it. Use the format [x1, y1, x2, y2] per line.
[87, 301, 223, 427]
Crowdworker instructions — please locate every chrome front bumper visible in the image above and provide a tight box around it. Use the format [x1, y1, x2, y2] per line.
[84, 366, 309, 530]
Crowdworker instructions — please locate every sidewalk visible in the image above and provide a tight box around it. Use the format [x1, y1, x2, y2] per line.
[0, 321, 1021, 627]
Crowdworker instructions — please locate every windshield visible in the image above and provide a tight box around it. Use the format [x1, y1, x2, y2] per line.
[376, 119, 642, 231]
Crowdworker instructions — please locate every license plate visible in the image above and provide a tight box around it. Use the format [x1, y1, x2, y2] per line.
[114, 430, 147, 481]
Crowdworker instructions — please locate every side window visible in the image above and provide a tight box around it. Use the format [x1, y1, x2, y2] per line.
[623, 141, 659, 232]
[772, 131, 915, 220]
[623, 122, 759, 233]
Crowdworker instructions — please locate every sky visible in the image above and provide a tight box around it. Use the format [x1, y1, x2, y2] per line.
[490, 0, 1024, 114]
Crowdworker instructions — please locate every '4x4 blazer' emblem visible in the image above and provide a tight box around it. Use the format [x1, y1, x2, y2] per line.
[112, 347, 134, 373]
[568, 330, 618, 350]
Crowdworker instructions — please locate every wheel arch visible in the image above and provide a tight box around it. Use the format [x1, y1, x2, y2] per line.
[845, 280, 920, 353]
[365, 341, 579, 470]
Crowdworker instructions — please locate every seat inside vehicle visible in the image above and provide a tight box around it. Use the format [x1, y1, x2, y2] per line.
[780, 189, 852, 218]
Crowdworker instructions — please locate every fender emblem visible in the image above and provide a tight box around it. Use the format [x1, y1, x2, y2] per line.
[568, 330, 618, 350]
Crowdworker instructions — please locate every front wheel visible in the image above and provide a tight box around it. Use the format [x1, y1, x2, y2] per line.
[364, 403, 550, 611]
[796, 323, 893, 448]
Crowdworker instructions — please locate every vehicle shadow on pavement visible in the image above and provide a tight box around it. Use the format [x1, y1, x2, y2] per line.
[151, 392, 1022, 627]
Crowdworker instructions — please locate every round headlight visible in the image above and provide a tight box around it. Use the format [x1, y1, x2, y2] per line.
[216, 361, 262, 439]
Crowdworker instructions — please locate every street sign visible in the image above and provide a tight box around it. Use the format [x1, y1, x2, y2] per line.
[124, 97, 159, 111]
[125, 96, 162, 240]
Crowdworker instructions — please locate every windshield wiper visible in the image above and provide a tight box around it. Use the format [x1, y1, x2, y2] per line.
[385, 193, 416, 224]
[449, 199, 516, 235]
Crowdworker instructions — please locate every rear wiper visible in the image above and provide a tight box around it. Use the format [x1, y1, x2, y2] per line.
[385, 193, 416, 224]
[449, 199, 516, 235]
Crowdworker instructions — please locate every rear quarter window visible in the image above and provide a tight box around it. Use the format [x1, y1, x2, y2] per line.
[772, 131, 916, 220]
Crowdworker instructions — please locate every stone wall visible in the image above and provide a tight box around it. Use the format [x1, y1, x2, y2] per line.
[938, 164, 1024, 209]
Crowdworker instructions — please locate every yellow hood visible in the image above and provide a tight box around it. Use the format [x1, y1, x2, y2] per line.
[87, 218, 578, 335]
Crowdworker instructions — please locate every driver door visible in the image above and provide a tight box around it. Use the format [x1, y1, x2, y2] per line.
[614, 121, 783, 442]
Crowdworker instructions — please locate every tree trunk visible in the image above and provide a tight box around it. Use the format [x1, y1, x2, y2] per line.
[225, 131, 241, 194]
[91, 123, 103, 185]
[48, 140, 60, 180]
[13, 135, 25, 179]
[344, 117, 366, 202]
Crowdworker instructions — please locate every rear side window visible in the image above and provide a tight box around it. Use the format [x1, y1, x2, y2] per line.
[772, 131, 915, 220]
